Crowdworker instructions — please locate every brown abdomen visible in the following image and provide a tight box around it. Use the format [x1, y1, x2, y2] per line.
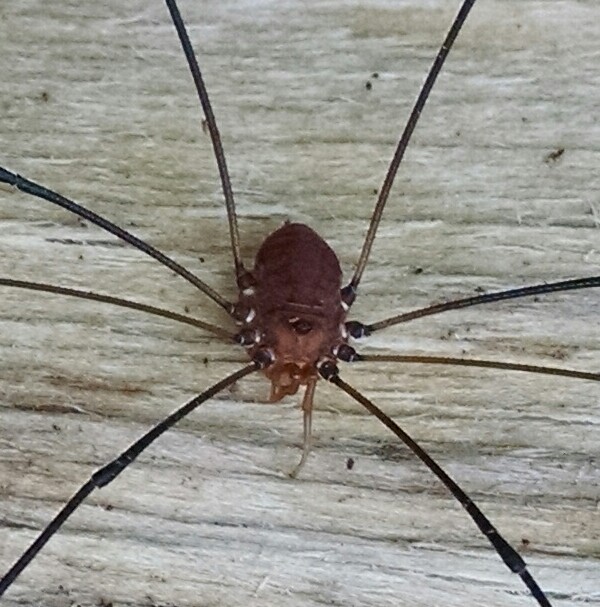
[253, 222, 342, 318]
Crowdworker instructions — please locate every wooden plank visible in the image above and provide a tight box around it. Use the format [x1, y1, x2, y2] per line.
[0, 1, 598, 605]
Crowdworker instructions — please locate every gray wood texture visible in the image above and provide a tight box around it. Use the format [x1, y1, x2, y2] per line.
[0, 1, 598, 606]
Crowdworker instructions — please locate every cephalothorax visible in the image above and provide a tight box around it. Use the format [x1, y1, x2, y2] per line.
[0, 0, 598, 605]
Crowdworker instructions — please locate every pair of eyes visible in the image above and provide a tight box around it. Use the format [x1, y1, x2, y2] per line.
[287, 317, 313, 335]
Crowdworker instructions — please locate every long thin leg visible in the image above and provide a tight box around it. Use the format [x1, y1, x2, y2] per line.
[348, 276, 600, 335]
[326, 371, 552, 607]
[343, 0, 477, 306]
[356, 353, 600, 382]
[0, 166, 233, 313]
[166, 0, 247, 287]
[0, 278, 233, 340]
[0, 363, 258, 597]
[289, 377, 317, 478]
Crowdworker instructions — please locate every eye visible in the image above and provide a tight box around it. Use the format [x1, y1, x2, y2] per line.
[288, 317, 312, 335]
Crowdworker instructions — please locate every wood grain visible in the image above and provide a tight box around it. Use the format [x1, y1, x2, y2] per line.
[0, 1, 598, 606]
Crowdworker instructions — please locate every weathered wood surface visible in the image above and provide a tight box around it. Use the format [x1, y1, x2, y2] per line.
[0, 1, 599, 606]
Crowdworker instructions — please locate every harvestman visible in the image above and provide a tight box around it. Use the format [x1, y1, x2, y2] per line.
[1, 0, 599, 605]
